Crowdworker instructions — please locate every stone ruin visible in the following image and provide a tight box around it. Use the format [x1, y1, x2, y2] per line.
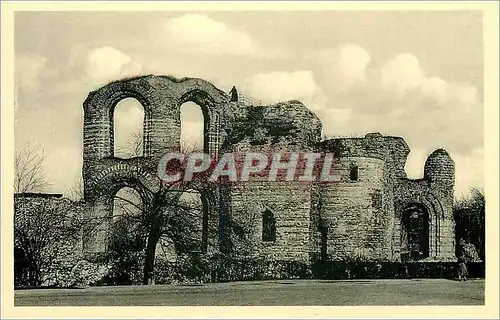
[82, 75, 456, 263]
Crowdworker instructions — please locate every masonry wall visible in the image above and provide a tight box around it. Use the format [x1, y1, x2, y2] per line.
[393, 148, 456, 261]
[316, 156, 395, 261]
[230, 181, 313, 262]
[80, 74, 457, 265]
[226, 100, 322, 262]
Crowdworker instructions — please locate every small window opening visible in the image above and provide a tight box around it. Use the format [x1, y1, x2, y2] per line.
[349, 165, 359, 181]
[262, 209, 276, 242]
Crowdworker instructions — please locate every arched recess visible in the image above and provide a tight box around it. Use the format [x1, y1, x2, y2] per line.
[83, 81, 153, 161]
[113, 98, 146, 158]
[179, 90, 217, 154]
[178, 82, 229, 155]
[400, 203, 430, 261]
[177, 189, 210, 253]
[180, 102, 206, 153]
[87, 160, 160, 203]
[83, 176, 151, 256]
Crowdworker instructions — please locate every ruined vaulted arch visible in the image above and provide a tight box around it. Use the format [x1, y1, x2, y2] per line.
[102, 176, 153, 208]
[176, 79, 230, 155]
[86, 160, 160, 203]
[396, 189, 445, 261]
[400, 202, 430, 261]
[82, 75, 231, 256]
[179, 100, 208, 153]
[177, 78, 229, 105]
[113, 98, 146, 158]
[105, 89, 151, 159]
[113, 186, 144, 220]
[83, 80, 154, 160]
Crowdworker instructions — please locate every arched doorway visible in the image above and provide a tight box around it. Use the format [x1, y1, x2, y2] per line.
[401, 203, 430, 261]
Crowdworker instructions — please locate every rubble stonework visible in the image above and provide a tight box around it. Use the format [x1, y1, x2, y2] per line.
[82, 75, 456, 263]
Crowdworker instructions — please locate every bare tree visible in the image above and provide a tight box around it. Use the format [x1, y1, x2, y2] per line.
[114, 131, 144, 159]
[14, 143, 50, 193]
[65, 176, 85, 201]
[111, 178, 207, 285]
[108, 131, 207, 284]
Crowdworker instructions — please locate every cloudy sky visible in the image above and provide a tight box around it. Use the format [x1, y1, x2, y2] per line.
[14, 11, 483, 198]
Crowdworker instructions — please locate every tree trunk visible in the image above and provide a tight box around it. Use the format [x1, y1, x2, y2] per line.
[142, 226, 161, 285]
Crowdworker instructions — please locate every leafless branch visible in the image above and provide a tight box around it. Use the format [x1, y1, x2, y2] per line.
[14, 143, 50, 193]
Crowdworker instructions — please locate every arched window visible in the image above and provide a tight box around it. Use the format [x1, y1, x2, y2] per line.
[262, 209, 276, 242]
[180, 102, 204, 152]
[113, 98, 145, 158]
[349, 164, 359, 181]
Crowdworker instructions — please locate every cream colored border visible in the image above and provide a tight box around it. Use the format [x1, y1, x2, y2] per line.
[2, 1, 498, 319]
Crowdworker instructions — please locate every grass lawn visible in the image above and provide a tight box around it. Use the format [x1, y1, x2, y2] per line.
[14, 279, 484, 306]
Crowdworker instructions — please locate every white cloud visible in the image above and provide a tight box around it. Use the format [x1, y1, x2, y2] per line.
[337, 44, 371, 87]
[308, 45, 372, 92]
[315, 108, 352, 138]
[452, 84, 480, 106]
[162, 14, 258, 56]
[44, 145, 82, 194]
[380, 53, 425, 95]
[453, 148, 484, 198]
[15, 53, 47, 92]
[300, 45, 484, 195]
[311, 46, 483, 150]
[245, 71, 319, 105]
[421, 76, 449, 104]
[85, 46, 143, 88]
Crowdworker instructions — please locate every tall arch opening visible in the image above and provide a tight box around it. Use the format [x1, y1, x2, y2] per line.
[113, 98, 145, 158]
[401, 203, 429, 261]
[180, 102, 205, 153]
[177, 189, 209, 253]
[110, 186, 145, 284]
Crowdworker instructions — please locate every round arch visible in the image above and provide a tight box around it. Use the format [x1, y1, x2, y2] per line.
[83, 80, 154, 160]
[396, 191, 444, 261]
[113, 98, 146, 158]
[176, 78, 230, 155]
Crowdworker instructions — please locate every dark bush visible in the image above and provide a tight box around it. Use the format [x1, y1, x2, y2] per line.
[312, 260, 485, 280]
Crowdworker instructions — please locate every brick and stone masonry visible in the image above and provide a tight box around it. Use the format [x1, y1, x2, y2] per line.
[81, 74, 456, 263]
